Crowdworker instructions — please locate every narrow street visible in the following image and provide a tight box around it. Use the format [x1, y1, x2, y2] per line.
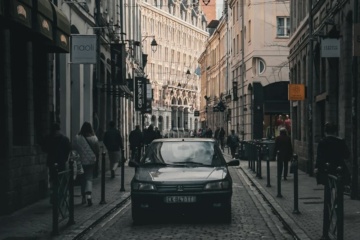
[79, 167, 294, 240]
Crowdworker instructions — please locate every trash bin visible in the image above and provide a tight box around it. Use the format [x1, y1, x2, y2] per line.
[261, 140, 275, 160]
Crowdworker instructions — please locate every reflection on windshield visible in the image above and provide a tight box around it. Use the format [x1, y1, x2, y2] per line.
[141, 142, 223, 166]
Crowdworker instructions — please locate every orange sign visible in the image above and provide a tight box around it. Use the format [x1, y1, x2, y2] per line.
[288, 84, 305, 101]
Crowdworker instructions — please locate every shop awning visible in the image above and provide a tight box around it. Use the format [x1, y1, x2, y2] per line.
[119, 85, 133, 97]
[9, 0, 33, 29]
[50, 2, 70, 53]
[34, 0, 53, 41]
[263, 101, 290, 114]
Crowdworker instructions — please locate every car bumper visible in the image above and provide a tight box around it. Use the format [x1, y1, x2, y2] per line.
[131, 191, 232, 214]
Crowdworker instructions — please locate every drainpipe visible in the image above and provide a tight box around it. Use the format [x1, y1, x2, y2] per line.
[308, 0, 314, 176]
[241, 0, 245, 140]
[351, 0, 359, 199]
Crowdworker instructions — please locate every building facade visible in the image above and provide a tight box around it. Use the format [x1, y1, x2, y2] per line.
[0, 0, 71, 215]
[139, 1, 209, 137]
[288, 0, 359, 197]
[200, 0, 290, 139]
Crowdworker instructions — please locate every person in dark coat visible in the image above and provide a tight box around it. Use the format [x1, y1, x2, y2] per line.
[144, 125, 157, 146]
[129, 125, 143, 163]
[273, 128, 293, 180]
[103, 121, 124, 178]
[315, 122, 350, 185]
[206, 127, 213, 138]
[42, 123, 71, 204]
[219, 127, 226, 151]
[227, 130, 240, 159]
[43, 123, 71, 178]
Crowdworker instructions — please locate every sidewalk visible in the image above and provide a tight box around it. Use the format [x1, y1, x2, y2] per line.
[0, 164, 134, 240]
[224, 152, 360, 240]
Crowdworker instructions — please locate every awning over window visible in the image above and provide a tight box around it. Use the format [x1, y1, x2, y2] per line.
[9, 0, 33, 29]
[263, 101, 290, 114]
[50, 2, 70, 53]
[263, 81, 290, 115]
[34, 0, 53, 41]
[119, 85, 133, 97]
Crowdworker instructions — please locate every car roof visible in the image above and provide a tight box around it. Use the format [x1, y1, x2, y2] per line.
[152, 138, 215, 143]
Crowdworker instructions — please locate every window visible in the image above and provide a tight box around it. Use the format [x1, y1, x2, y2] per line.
[258, 59, 265, 75]
[277, 17, 290, 37]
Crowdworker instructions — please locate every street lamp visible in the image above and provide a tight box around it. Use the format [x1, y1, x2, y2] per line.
[142, 35, 158, 53]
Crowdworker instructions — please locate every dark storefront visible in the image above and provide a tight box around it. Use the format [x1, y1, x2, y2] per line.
[0, 0, 70, 215]
[252, 81, 290, 140]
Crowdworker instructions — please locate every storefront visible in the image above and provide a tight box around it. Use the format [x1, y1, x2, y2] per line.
[0, 0, 70, 215]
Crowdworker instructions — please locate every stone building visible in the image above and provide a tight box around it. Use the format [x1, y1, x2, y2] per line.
[139, 1, 209, 137]
[288, 0, 359, 197]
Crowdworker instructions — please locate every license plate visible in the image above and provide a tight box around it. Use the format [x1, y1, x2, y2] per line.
[164, 196, 196, 203]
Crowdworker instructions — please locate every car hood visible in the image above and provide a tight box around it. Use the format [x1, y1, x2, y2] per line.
[135, 166, 228, 182]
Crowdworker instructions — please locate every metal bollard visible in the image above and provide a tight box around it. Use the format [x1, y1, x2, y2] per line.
[266, 146, 271, 187]
[276, 150, 282, 198]
[52, 164, 59, 235]
[258, 145, 263, 179]
[120, 149, 125, 192]
[100, 151, 106, 204]
[292, 154, 300, 214]
[68, 159, 75, 225]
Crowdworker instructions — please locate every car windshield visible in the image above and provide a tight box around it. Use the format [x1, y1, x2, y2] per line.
[140, 141, 224, 166]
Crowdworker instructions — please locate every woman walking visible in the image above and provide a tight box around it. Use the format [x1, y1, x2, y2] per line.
[72, 122, 100, 206]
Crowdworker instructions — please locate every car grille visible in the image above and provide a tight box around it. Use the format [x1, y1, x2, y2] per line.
[156, 184, 204, 193]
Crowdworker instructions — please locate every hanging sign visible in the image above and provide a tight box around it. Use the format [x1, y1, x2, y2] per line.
[71, 34, 97, 64]
[321, 38, 340, 58]
[135, 77, 147, 111]
[288, 84, 305, 101]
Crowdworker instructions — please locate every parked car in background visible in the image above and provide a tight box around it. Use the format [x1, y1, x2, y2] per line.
[129, 138, 240, 224]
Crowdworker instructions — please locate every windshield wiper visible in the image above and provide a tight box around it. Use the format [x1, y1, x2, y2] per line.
[142, 162, 168, 166]
[172, 161, 212, 166]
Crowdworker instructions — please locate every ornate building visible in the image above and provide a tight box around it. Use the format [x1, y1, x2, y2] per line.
[139, 1, 209, 136]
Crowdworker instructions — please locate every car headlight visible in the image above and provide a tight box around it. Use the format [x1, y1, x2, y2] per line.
[132, 182, 156, 191]
[204, 181, 230, 190]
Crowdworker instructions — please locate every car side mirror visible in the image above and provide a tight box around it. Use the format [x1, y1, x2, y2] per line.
[227, 159, 240, 166]
[128, 160, 139, 168]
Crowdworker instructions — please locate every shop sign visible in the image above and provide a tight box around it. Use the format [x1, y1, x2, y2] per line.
[321, 38, 340, 58]
[288, 84, 305, 101]
[135, 77, 146, 111]
[71, 34, 97, 64]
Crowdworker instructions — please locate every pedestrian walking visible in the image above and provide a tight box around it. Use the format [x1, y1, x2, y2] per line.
[42, 123, 71, 204]
[129, 125, 143, 163]
[273, 128, 293, 180]
[227, 130, 240, 159]
[103, 121, 124, 178]
[72, 122, 100, 206]
[214, 127, 220, 141]
[315, 122, 351, 185]
[144, 125, 157, 147]
[219, 127, 226, 151]
[154, 127, 162, 139]
[206, 127, 213, 138]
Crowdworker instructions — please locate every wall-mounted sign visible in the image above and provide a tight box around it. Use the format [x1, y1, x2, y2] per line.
[71, 34, 97, 64]
[354, 23, 360, 56]
[111, 43, 126, 85]
[135, 77, 146, 111]
[321, 38, 340, 58]
[288, 84, 305, 101]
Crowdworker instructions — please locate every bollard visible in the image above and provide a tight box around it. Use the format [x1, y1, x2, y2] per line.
[276, 151, 282, 198]
[68, 159, 75, 225]
[120, 149, 125, 192]
[258, 145, 263, 179]
[292, 154, 300, 214]
[100, 151, 106, 204]
[256, 145, 262, 178]
[336, 167, 344, 239]
[251, 143, 256, 172]
[52, 164, 59, 235]
[266, 146, 271, 187]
